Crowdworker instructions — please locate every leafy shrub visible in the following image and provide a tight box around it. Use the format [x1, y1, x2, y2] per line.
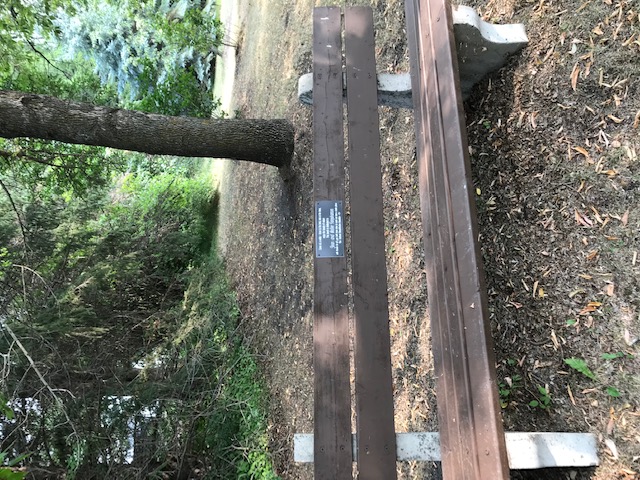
[176, 260, 279, 480]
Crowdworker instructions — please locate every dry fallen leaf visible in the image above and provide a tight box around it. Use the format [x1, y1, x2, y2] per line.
[604, 438, 619, 459]
[607, 114, 624, 123]
[606, 415, 615, 436]
[621, 209, 629, 226]
[575, 209, 585, 225]
[613, 94, 623, 107]
[617, 469, 638, 480]
[573, 146, 590, 159]
[612, 22, 623, 40]
[592, 24, 604, 35]
[567, 385, 576, 405]
[575, 209, 594, 227]
[570, 63, 580, 91]
[579, 301, 602, 315]
[624, 328, 638, 346]
[582, 388, 599, 394]
[598, 129, 610, 146]
[586, 250, 599, 261]
[605, 283, 615, 296]
[622, 33, 636, 47]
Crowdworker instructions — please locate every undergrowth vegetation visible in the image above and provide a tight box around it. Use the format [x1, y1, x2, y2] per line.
[163, 226, 279, 480]
[1, 156, 278, 479]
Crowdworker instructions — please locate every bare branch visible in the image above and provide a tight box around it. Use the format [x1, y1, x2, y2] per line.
[2, 322, 78, 434]
[13, 264, 60, 307]
[24, 38, 73, 80]
[0, 178, 28, 251]
[8, 7, 72, 80]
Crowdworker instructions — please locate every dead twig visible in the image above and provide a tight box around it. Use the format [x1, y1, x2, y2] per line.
[0, 178, 28, 252]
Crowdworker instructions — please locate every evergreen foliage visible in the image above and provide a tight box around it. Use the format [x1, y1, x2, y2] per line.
[1, 159, 279, 478]
[1, 0, 117, 105]
[0, 0, 71, 55]
[53, 0, 223, 117]
[0, 138, 120, 199]
[2, 0, 223, 116]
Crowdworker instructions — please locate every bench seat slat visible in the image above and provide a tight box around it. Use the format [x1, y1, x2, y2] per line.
[312, 7, 352, 480]
[345, 6, 398, 480]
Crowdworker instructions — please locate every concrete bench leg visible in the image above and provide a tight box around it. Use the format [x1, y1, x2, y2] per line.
[294, 432, 600, 470]
[298, 5, 528, 107]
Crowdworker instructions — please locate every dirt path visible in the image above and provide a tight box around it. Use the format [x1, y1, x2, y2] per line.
[216, 1, 639, 479]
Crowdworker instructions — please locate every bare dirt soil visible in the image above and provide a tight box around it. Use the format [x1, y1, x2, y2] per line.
[216, 0, 640, 478]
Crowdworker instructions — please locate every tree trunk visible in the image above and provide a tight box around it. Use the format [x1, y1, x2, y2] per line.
[0, 90, 294, 167]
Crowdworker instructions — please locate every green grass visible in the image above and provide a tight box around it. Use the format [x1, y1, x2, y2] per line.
[187, 256, 278, 480]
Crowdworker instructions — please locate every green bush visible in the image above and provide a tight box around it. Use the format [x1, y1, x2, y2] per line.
[1, 159, 278, 478]
[172, 257, 279, 480]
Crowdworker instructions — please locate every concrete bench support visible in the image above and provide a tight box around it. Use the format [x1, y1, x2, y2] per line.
[293, 432, 600, 470]
[298, 5, 528, 107]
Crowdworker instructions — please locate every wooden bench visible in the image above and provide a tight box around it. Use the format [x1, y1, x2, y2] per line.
[312, 3, 507, 478]
[312, 6, 396, 479]
[305, 3, 598, 479]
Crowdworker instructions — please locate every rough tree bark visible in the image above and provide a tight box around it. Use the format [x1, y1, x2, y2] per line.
[0, 90, 294, 167]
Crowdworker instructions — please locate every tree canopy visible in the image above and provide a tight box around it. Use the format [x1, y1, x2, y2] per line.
[1, 0, 223, 117]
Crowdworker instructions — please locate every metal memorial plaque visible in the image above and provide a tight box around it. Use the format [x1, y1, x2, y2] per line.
[315, 201, 345, 258]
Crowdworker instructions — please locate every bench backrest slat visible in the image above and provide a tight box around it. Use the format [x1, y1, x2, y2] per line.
[312, 7, 353, 480]
[405, 0, 510, 479]
[345, 6, 398, 480]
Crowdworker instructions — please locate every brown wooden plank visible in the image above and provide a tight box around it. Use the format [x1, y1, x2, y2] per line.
[404, 0, 510, 479]
[344, 6, 397, 480]
[312, 7, 352, 480]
